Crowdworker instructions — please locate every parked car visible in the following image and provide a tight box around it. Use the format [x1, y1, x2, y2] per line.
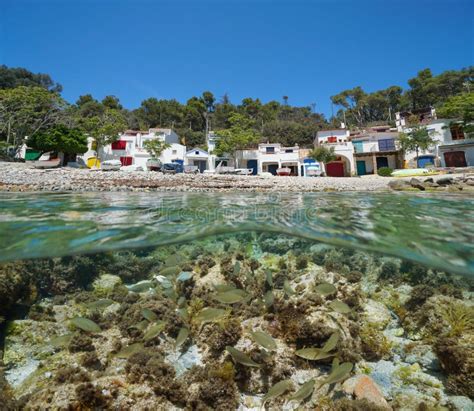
[162, 162, 184, 174]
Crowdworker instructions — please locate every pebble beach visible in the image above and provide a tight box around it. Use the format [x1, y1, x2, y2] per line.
[1, 162, 473, 193]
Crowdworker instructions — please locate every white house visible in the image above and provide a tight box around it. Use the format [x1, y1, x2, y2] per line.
[315, 129, 355, 176]
[396, 108, 474, 168]
[99, 128, 186, 168]
[184, 131, 232, 172]
[351, 126, 403, 175]
[236, 143, 301, 175]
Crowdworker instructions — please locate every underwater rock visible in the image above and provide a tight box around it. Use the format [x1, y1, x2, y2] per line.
[362, 300, 392, 330]
[448, 395, 474, 411]
[434, 337, 474, 398]
[3, 319, 63, 368]
[403, 344, 440, 371]
[92, 274, 122, 297]
[342, 375, 391, 410]
[166, 344, 203, 377]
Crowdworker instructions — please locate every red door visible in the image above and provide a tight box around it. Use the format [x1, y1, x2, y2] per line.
[444, 151, 467, 167]
[120, 156, 133, 166]
[326, 162, 344, 177]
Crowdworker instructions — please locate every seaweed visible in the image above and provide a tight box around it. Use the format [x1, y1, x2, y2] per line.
[75, 382, 109, 408]
[68, 332, 95, 353]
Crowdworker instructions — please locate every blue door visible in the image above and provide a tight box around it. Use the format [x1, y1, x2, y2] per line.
[356, 160, 367, 175]
[267, 164, 278, 175]
[417, 155, 435, 168]
[376, 157, 389, 169]
[247, 159, 258, 175]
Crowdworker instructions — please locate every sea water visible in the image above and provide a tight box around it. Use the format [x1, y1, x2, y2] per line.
[0, 191, 473, 410]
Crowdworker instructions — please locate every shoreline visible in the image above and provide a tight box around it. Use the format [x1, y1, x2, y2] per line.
[0, 162, 473, 193]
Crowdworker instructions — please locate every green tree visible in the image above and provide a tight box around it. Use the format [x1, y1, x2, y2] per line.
[80, 108, 127, 166]
[399, 117, 437, 168]
[437, 93, 474, 139]
[214, 113, 260, 167]
[0, 65, 62, 92]
[28, 124, 87, 156]
[143, 138, 171, 159]
[307, 145, 336, 174]
[0, 86, 66, 150]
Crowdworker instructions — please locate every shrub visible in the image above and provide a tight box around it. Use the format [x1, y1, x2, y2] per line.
[377, 167, 393, 177]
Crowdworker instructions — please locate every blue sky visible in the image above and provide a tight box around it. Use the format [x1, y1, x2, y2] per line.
[1, 0, 472, 116]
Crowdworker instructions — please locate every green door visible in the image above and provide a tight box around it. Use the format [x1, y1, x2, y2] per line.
[356, 160, 367, 175]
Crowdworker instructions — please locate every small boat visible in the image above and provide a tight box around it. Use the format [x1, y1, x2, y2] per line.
[146, 158, 161, 171]
[391, 168, 439, 177]
[86, 157, 101, 169]
[235, 168, 253, 175]
[277, 167, 291, 176]
[101, 159, 122, 171]
[32, 158, 61, 169]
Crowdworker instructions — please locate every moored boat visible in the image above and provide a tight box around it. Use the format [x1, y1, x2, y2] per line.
[101, 159, 122, 171]
[146, 158, 162, 171]
[276, 167, 291, 176]
[32, 158, 61, 169]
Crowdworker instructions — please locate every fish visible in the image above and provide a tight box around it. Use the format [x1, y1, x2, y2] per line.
[322, 362, 353, 385]
[250, 331, 277, 351]
[214, 289, 247, 304]
[115, 343, 144, 359]
[49, 333, 73, 348]
[331, 357, 340, 370]
[160, 266, 181, 277]
[329, 300, 351, 314]
[175, 327, 189, 349]
[315, 283, 337, 296]
[265, 270, 273, 287]
[141, 308, 158, 322]
[263, 379, 293, 401]
[295, 348, 335, 361]
[288, 379, 315, 402]
[233, 261, 241, 276]
[195, 307, 228, 323]
[144, 321, 166, 341]
[213, 283, 236, 292]
[225, 346, 260, 367]
[264, 290, 274, 308]
[126, 281, 154, 293]
[129, 320, 149, 331]
[70, 317, 101, 333]
[85, 299, 115, 310]
[177, 271, 193, 282]
[321, 332, 339, 353]
[283, 280, 296, 297]
[163, 254, 184, 268]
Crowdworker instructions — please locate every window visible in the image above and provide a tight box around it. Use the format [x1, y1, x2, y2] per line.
[111, 140, 127, 150]
[195, 151, 200, 155]
[266, 147, 275, 153]
[285, 149, 293, 153]
[450, 125, 465, 141]
[172, 150, 177, 155]
[378, 139, 395, 151]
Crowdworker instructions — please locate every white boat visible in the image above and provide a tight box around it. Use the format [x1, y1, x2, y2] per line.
[277, 167, 291, 176]
[146, 158, 161, 171]
[121, 165, 144, 172]
[101, 159, 122, 171]
[235, 168, 253, 175]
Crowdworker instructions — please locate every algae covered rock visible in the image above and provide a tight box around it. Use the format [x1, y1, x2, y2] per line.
[342, 374, 391, 409]
[362, 299, 392, 330]
[92, 274, 122, 297]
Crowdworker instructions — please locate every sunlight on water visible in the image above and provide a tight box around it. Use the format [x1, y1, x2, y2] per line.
[0, 191, 473, 276]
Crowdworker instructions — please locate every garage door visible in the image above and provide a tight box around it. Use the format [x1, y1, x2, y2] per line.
[326, 162, 344, 177]
[444, 151, 467, 167]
